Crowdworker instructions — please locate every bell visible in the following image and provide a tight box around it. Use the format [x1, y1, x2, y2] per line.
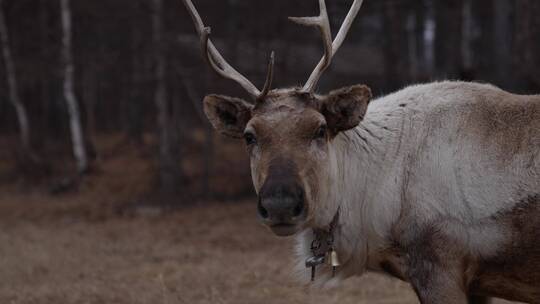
[328, 249, 340, 267]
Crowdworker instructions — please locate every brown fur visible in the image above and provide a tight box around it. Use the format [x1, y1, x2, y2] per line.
[204, 86, 371, 228]
[377, 194, 540, 303]
[470, 195, 540, 302]
[463, 89, 540, 163]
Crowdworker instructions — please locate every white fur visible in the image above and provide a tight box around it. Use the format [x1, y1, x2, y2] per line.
[296, 81, 540, 285]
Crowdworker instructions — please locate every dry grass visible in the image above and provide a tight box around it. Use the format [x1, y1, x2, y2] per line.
[0, 200, 518, 304]
[0, 134, 519, 303]
[0, 200, 412, 304]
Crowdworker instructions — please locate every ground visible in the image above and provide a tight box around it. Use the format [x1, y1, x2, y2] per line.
[0, 198, 518, 304]
[0, 134, 518, 303]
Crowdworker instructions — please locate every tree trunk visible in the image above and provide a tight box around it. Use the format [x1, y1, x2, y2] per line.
[493, 0, 512, 86]
[514, 0, 540, 92]
[470, 0, 494, 81]
[421, 3, 436, 76]
[40, 0, 51, 143]
[128, 1, 144, 145]
[82, 67, 97, 141]
[406, 11, 418, 79]
[61, 0, 88, 174]
[179, 70, 212, 200]
[153, 0, 182, 195]
[434, 0, 464, 79]
[383, 1, 410, 90]
[461, 0, 474, 78]
[413, 0, 426, 78]
[0, 0, 31, 152]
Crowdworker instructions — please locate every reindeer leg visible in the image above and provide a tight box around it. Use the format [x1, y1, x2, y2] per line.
[400, 223, 469, 304]
[407, 264, 468, 304]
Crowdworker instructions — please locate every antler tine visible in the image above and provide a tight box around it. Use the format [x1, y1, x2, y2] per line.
[258, 51, 275, 100]
[291, 0, 365, 92]
[289, 0, 333, 92]
[182, 0, 261, 99]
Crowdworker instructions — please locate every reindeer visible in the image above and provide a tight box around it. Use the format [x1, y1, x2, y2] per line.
[182, 0, 540, 303]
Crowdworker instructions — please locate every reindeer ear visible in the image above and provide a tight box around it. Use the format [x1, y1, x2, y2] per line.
[319, 84, 372, 134]
[203, 94, 253, 138]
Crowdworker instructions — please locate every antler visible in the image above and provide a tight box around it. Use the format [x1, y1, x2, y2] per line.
[290, 0, 364, 92]
[259, 51, 275, 98]
[182, 0, 274, 100]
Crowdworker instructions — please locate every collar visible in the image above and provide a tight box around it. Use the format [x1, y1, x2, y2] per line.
[305, 207, 341, 281]
[311, 207, 340, 255]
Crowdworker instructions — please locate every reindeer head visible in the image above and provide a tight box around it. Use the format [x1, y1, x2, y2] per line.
[183, 0, 370, 236]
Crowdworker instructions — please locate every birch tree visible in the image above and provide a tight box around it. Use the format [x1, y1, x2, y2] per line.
[61, 0, 88, 174]
[0, 0, 31, 152]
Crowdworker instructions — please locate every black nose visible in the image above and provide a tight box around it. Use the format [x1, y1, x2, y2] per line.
[257, 181, 306, 224]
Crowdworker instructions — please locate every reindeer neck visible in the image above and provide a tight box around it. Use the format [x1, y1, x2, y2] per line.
[326, 110, 404, 275]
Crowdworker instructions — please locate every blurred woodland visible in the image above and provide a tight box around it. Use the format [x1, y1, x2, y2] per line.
[1, 0, 539, 204]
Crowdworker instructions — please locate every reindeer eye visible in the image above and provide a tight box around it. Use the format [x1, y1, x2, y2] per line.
[244, 132, 257, 145]
[314, 125, 327, 140]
